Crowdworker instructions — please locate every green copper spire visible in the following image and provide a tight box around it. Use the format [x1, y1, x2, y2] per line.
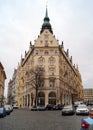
[40, 6, 53, 34]
[45, 6, 48, 17]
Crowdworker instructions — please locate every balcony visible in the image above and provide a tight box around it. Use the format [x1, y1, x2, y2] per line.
[49, 73, 56, 79]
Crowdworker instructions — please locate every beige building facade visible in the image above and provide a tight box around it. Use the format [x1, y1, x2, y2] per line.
[17, 8, 83, 108]
[0, 62, 6, 106]
[7, 69, 18, 106]
[83, 88, 93, 105]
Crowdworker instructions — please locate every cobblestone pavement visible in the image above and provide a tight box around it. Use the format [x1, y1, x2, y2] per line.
[0, 109, 88, 130]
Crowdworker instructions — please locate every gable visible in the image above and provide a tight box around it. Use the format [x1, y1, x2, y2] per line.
[34, 29, 59, 48]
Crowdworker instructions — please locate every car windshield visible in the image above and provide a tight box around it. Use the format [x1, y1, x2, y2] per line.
[78, 105, 87, 108]
[63, 105, 72, 109]
[5, 105, 10, 107]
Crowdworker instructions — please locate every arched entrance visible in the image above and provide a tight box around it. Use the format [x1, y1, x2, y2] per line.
[48, 92, 56, 105]
[38, 92, 45, 105]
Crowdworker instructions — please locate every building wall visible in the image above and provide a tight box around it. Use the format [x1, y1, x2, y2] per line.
[7, 69, 18, 106]
[0, 62, 6, 106]
[8, 8, 84, 108]
[16, 29, 83, 108]
[83, 88, 93, 104]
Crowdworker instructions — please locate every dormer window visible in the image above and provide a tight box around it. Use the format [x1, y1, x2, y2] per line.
[36, 50, 38, 54]
[45, 40, 48, 47]
[50, 40, 53, 44]
[40, 41, 43, 44]
[44, 34, 49, 40]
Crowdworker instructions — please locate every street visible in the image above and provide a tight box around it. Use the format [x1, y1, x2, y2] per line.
[0, 109, 89, 130]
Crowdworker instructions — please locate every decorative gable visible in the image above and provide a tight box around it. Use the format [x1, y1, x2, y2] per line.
[34, 29, 59, 48]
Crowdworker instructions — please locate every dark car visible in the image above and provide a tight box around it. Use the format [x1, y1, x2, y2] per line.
[0, 107, 6, 118]
[46, 104, 54, 110]
[61, 105, 75, 115]
[53, 104, 64, 110]
[38, 105, 46, 111]
[31, 106, 37, 111]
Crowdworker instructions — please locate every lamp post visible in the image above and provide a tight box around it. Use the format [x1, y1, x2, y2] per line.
[35, 72, 38, 107]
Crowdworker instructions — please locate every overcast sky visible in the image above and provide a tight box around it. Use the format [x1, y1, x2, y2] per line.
[0, 0, 93, 96]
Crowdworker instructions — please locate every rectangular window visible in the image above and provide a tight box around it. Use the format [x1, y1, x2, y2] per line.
[50, 50, 54, 55]
[39, 50, 44, 55]
[50, 60, 54, 65]
[49, 81, 54, 87]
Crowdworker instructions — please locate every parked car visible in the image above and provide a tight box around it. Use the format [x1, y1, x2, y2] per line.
[0, 107, 6, 118]
[4, 104, 13, 112]
[4, 105, 11, 115]
[46, 104, 54, 110]
[9, 105, 13, 112]
[53, 104, 64, 110]
[31, 106, 37, 111]
[74, 101, 83, 109]
[13, 105, 19, 109]
[80, 117, 93, 130]
[38, 105, 46, 111]
[61, 105, 75, 115]
[76, 104, 89, 115]
[89, 108, 93, 118]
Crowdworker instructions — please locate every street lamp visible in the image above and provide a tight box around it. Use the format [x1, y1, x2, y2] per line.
[35, 72, 38, 107]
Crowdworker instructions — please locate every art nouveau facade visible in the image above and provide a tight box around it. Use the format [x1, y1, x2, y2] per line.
[16, 8, 83, 108]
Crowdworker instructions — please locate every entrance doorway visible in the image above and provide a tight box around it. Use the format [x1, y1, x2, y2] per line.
[38, 92, 45, 105]
[48, 92, 56, 105]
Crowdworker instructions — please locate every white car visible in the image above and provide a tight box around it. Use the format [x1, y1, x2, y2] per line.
[76, 104, 89, 115]
[13, 105, 19, 109]
[4, 105, 11, 115]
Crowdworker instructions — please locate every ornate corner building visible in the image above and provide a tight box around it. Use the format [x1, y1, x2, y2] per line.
[12, 7, 83, 108]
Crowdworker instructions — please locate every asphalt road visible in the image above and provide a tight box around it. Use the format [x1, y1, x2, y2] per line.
[0, 109, 89, 130]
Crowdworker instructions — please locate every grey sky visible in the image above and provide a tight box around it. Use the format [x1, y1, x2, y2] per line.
[0, 0, 93, 96]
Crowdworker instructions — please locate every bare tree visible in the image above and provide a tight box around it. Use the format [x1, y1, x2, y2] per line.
[28, 66, 45, 107]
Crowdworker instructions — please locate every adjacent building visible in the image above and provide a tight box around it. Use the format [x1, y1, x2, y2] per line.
[83, 88, 93, 105]
[7, 69, 18, 106]
[0, 62, 6, 106]
[8, 7, 84, 108]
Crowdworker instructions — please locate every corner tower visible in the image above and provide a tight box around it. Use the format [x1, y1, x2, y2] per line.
[40, 7, 53, 34]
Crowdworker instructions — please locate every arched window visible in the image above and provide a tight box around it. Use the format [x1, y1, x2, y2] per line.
[49, 92, 56, 97]
[49, 57, 55, 66]
[38, 57, 45, 66]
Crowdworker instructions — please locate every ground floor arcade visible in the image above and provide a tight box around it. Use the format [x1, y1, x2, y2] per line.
[22, 89, 73, 108]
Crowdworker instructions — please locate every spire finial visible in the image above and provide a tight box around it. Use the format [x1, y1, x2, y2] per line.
[46, 0, 48, 8]
[40, 4, 53, 34]
[45, 2, 48, 17]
